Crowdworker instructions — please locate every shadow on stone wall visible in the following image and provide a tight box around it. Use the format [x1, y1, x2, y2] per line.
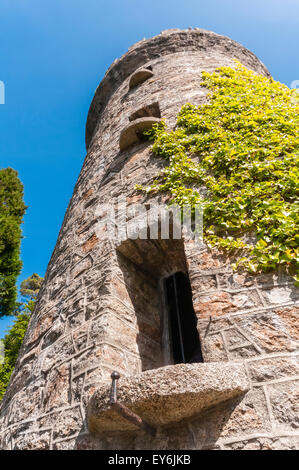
[74, 395, 246, 450]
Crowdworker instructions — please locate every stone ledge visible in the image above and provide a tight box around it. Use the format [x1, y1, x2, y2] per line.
[119, 117, 161, 151]
[87, 362, 249, 433]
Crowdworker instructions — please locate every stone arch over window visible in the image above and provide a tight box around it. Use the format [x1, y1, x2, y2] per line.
[119, 102, 161, 151]
[119, 117, 161, 151]
[129, 66, 154, 89]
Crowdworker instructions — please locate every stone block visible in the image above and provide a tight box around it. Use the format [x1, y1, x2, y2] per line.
[267, 380, 299, 432]
[247, 355, 299, 383]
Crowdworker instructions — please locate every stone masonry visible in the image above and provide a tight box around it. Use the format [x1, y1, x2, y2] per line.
[0, 29, 298, 450]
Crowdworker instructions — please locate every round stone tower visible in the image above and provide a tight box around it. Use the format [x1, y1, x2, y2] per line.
[0, 29, 298, 451]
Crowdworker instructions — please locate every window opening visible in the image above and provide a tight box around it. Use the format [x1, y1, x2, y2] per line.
[164, 272, 203, 364]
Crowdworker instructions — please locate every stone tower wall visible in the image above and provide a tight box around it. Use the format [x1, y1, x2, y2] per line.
[0, 29, 298, 450]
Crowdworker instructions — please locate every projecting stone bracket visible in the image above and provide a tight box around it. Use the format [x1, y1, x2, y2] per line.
[119, 117, 161, 151]
[87, 362, 249, 434]
[129, 68, 154, 89]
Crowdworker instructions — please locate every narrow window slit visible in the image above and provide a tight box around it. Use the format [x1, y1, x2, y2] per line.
[164, 272, 203, 364]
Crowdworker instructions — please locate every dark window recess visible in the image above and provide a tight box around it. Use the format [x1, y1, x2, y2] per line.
[164, 272, 203, 364]
[129, 102, 161, 122]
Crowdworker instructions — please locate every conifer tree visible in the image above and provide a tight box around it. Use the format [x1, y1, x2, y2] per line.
[0, 168, 27, 317]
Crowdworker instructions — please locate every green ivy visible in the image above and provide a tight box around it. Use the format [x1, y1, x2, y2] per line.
[137, 62, 299, 280]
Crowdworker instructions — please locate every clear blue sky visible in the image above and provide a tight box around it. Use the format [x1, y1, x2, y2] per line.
[0, 0, 298, 337]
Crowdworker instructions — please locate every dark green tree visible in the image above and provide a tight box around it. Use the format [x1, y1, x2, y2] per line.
[0, 168, 27, 317]
[0, 274, 43, 400]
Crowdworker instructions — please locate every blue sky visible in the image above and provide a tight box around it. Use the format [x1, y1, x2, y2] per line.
[0, 0, 298, 337]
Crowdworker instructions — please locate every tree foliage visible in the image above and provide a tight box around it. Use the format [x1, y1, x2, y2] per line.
[0, 168, 27, 317]
[20, 273, 43, 301]
[0, 311, 30, 399]
[0, 274, 43, 400]
[139, 62, 299, 280]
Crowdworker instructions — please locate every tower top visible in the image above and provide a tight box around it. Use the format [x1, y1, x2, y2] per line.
[85, 28, 270, 150]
